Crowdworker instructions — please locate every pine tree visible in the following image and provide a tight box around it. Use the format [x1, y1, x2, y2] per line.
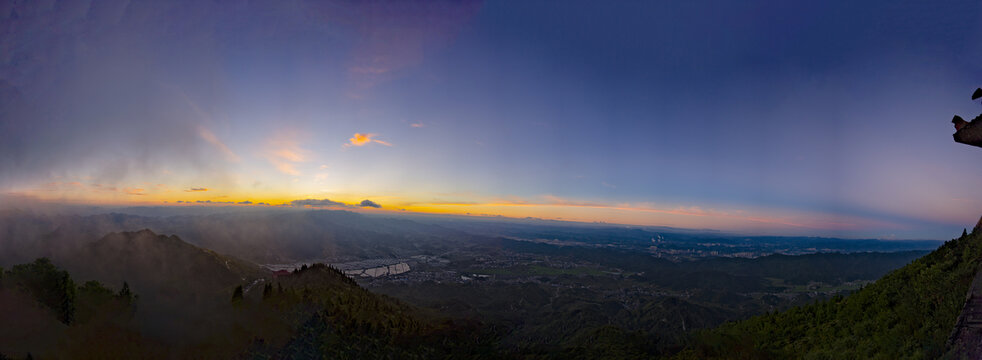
[263, 283, 273, 300]
[57, 272, 76, 325]
[964, 228, 969, 237]
[232, 285, 244, 303]
[117, 281, 133, 301]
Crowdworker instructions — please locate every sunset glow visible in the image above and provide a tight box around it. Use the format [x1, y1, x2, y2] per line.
[2, 1, 981, 239]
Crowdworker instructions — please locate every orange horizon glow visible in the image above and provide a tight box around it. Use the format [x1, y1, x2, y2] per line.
[3, 179, 950, 238]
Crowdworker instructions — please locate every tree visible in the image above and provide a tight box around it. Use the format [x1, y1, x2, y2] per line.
[8, 258, 76, 325]
[263, 283, 273, 300]
[232, 285, 244, 303]
[56, 271, 76, 325]
[116, 281, 133, 303]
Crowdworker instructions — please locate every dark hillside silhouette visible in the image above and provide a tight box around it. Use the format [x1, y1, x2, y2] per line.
[952, 87, 982, 147]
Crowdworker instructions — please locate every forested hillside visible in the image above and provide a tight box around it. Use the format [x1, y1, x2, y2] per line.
[0, 232, 501, 359]
[675, 230, 982, 359]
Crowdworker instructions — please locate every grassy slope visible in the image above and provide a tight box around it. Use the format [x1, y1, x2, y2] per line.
[675, 231, 982, 360]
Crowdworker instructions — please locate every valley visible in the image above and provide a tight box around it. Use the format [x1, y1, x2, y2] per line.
[0, 209, 961, 358]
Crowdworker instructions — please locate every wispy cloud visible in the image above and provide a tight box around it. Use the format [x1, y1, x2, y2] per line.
[345, 133, 392, 147]
[319, 1, 481, 96]
[265, 134, 309, 175]
[197, 126, 241, 162]
[272, 162, 301, 176]
[185, 187, 208, 192]
[123, 187, 146, 196]
[410, 122, 426, 128]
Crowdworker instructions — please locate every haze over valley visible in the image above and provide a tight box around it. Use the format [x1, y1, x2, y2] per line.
[1, 0, 981, 358]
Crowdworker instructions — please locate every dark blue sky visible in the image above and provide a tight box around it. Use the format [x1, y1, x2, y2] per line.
[1, 0, 981, 238]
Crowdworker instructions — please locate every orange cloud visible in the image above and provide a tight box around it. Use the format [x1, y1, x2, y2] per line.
[265, 134, 309, 175]
[123, 188, 146, 196]
[273, 148, 304, 162]
[346, 133, 392, 147]
[410, 122, 425, 128]
[185, 187, 209, 192]
[273, 162, 300, 176]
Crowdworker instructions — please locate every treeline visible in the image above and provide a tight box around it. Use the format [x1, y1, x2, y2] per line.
[242, 262, 503, 359]
[0, 258, 503, 359]
[0, 258, 144, 358]
[675, 231, 982, 359]
[1, 258, 136, 325]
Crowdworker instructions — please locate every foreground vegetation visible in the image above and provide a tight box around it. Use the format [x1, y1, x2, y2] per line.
[0, 231, 502, 359]
[675, 230, 982, 359]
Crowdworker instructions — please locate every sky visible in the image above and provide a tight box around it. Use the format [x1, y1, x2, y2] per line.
[1, 0, 981, 239]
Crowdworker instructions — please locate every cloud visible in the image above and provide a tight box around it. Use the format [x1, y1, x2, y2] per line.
[256, 202, 268, 205]
[272, 162, 301, 176]
[237, 200, 252, 204]
[123, 188, 146, 196]
[410, 122, 425, 128]
[538, 195, 606, 207]
[0, 1, 246, 189]
[345, 133, 392, 147]
[197, 126, 240, 162]
[194, 200, 233, 204]
[290, 198, 348, 207]
[265, 134, 309, 175]
[185, 187, 209, 192]
[305, 0, 482, 96]
[359, 199, 381, 208]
